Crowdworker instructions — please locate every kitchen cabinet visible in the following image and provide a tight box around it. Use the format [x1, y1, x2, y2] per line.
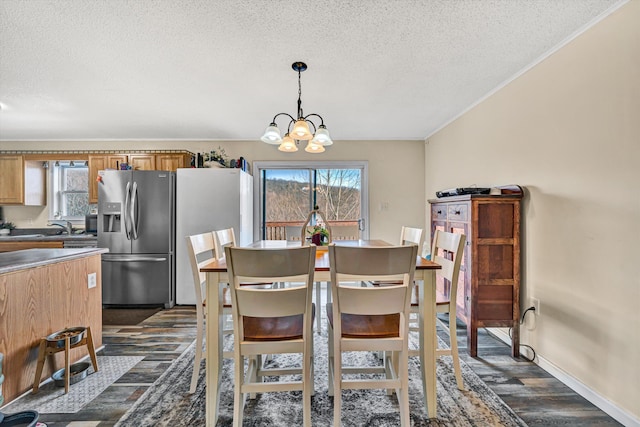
[0, 248, 104, 404]
[88, 152, 193, 202]
[155, 153, 191, 171]
[429, 185, 523, 357]
[88, 155, 128, 203]
[0, 156, 46, 206]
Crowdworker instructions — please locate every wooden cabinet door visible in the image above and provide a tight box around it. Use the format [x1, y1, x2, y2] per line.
[128, 154, 155, 170]
[88, 155, 128, 203]
[0, 156, 24, 204]
[155, 154, 186, 171]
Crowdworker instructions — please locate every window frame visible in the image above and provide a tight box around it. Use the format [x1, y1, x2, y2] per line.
[253, 160, 369, 241]
[48, 161, 90, 223]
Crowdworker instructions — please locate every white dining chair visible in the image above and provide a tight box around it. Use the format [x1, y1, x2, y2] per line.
[327, 244, 418, 427]
[225, 244, 316, 426]
[412, 230, 466, 389]
[185, 231, 216, 394]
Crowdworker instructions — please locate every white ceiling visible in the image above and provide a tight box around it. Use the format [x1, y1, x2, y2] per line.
[0, 0, 624, 142]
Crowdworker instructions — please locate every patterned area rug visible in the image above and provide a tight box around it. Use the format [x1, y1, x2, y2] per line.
[116, 324, 527, 427]
[3, 356, 143, 414]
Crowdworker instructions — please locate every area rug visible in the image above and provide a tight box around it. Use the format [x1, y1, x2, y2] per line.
[116, 323, 527, 427]
[3, 356, 143, 414]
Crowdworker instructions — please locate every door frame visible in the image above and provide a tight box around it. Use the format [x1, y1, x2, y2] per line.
[253, 160, 369, 241]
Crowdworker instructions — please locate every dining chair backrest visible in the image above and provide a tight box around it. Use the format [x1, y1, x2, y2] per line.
[224, 245, 317, 337]
[431, 230, 466, 306]
[186, 231, 216, 307]
[400, 226, 425, 258]
[213, 228, 236, 260]
[330, 224, 360, 241]
[329, 244, 418, 318]
[285, 225, 304, 242]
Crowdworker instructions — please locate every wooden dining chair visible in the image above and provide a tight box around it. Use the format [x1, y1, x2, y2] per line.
[284, 225, 323, 333]
[225, 245, 317, 427]
[412, 230, 466, 390]
[185, 231, 216, 394]
[329, 224, 360, 241]
[327, 244, 418, 427]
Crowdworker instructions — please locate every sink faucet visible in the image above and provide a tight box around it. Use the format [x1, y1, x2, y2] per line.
[49, 220, 73, 235]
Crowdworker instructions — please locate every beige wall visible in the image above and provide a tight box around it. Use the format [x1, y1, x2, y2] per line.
[0, 140, 425, 244]
[425, 1, 639, 420]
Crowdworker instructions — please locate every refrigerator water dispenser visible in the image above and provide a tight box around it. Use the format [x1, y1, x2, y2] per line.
[102, 202, 122, 232]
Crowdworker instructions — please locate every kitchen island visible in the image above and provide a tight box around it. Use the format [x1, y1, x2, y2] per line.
[0, 248, 107, 404]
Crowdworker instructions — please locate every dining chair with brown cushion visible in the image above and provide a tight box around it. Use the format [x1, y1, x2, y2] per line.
[327, 244, 418, 427]
[225, 244, 317, 427]
[411, 229, 466, 390]
[185, 231, 216, 394]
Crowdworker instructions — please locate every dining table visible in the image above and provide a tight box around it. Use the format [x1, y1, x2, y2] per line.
[200, 239, 442, 426]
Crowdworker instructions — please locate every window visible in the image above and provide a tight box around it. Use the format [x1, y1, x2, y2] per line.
[49, 161, 90, 221]
[254, 161, 369, 241]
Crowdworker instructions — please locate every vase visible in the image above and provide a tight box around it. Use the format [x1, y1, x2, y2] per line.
[311, 233, 323, 246]
[0, 229, 9, 236]
[204, 161, 224, 168]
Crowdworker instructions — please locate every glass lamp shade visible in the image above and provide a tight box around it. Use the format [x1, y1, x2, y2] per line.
[278, 134, 298, 152]
[310, 125, 333, 146]
[261, 124, 282, 144]
[290, 119, 313, 140]
[304, 141, 325, 153]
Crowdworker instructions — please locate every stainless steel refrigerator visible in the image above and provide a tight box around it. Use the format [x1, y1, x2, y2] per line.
[98, 170, 175, 307]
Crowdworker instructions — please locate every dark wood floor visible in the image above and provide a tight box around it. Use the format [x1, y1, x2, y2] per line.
[21, 305, 621, 426]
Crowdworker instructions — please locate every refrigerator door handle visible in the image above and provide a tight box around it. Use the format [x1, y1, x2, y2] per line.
[124, 181, 132, 240]
[131, 181, 139, 240]
[103, 256, 168, 262]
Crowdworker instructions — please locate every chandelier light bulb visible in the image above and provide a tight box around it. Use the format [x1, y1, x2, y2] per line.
[311, 125, 333, 146]
[278, 134, 298, 152]
[291, 119, 313, 140]
[304, 141, 325, 153]
[261, 123, 282, 144]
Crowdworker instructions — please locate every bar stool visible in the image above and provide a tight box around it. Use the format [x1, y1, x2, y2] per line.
[32, 326, 98, 394]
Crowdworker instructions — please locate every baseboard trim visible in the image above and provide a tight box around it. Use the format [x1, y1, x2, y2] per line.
[486, 328, 639, 427]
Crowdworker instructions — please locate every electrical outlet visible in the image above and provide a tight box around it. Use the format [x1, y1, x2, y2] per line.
[531, 297, 540, 315]
[88, 272, 97, 289]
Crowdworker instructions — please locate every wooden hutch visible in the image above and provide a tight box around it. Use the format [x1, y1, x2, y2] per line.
[429, 185, 523, 357]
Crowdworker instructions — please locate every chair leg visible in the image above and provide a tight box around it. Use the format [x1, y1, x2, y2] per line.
[303, 345, 312, 427]
[190, 310, 204, 394]
[398, 348, 410, 427]
[327, 323, 334, 396]
[333, 346, 342, 427]
[448, 310, 464, 390]
[233, 354, 245, 427]
[316, 282, 322, 334]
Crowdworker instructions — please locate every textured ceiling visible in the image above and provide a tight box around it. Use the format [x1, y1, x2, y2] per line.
[0, 0, 625, 142]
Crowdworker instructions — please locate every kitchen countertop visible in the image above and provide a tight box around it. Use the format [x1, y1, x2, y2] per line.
[0, 234, 98, 241]
[0, 248, 108, 275]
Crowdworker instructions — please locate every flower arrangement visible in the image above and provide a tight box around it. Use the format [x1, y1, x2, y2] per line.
[202, 146, 229, 167]
[0, 221, 16, 230]
[307, 224, 329, 245]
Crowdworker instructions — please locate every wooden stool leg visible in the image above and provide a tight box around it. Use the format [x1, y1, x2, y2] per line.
[86, 326, 99, 372]
[32, 339, 47, 394]
[64, 337, 70, 394]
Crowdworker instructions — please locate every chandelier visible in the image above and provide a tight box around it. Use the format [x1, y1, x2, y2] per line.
[260, 61, 333, 153]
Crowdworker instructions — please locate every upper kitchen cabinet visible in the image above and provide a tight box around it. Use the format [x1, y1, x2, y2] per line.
[88, 151, 194, 202]
[128, 154, 156, 170]
[88, 155, 128, 203]
[155, 153, 192, 171]
[0, 156, 46, 205]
